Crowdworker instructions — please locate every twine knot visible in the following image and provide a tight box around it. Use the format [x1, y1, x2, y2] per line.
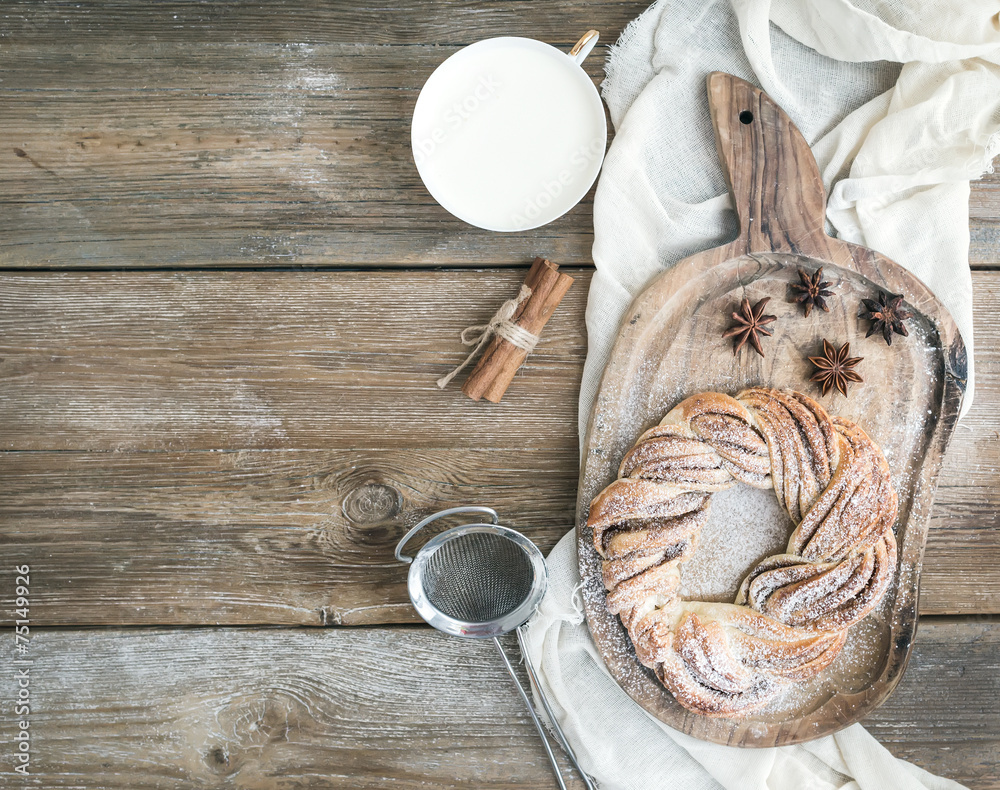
[436, 284, 539, 389]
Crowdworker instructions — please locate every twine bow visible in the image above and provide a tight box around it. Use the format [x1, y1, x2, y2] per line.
[436, 284, 539, 389]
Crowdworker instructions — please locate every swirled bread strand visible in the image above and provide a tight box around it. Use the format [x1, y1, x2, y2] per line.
[587, 388, 898, 717]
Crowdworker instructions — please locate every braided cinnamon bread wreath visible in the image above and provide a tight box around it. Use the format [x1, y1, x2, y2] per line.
[587, 387, 898, 718]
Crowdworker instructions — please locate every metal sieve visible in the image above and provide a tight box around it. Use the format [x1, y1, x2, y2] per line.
[395, 506, 595, 790]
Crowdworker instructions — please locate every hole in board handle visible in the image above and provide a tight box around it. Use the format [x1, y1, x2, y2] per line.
[739, 110, 754, 125]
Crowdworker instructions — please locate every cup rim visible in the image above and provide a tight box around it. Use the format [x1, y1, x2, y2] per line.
[411, 35, 608, 233]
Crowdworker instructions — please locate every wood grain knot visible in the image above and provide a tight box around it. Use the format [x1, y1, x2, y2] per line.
[205, 746, 230, 773]
[202, 689, 308, 776]
[342, 481, 402, 525]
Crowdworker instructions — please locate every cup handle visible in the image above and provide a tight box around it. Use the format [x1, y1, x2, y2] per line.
[569, 30, 600, 66]
[394, 506, 500, 564]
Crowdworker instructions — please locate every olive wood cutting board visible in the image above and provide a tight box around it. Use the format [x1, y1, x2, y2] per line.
[576, 72, 967, 747]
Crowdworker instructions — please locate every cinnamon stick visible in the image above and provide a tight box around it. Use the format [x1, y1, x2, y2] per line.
[462, 257, 574, 403]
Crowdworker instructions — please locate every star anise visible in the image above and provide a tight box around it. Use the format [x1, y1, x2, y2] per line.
[790, 266, 834, 317]
[722, 296, 776, 357]
[859, 290, 913, 346]
[808, 339, 864, 397]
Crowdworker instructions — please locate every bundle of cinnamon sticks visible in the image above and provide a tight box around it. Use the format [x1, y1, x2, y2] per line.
[460, 257, 574, 403]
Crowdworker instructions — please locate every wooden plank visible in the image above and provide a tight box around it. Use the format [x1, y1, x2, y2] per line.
[0, 449, 578, 626]
[0, 25, 617, 267]
[971, 220, 1000, 269]
[0, 269, 588, 451]
[0, 621, 996, 789]
[925, 268, 1000, 614]
[971, 171, 1000, 221]
[0, 269, 997, 623]
[0, 442, 995, 626]
[2, 268, 998, 453]
[0, 1, 645, 46]
[2, 9, 997, 269]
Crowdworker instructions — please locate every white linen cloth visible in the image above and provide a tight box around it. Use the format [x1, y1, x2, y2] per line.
[523, 1, 1000, 788]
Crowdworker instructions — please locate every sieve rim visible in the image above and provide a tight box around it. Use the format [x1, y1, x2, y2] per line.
[406, 524, 547, 639]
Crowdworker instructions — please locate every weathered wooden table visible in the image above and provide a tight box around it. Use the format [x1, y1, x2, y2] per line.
[2, 3, 998, 788]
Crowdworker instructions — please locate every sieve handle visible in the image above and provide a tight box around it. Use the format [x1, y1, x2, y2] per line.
[517, 627, 599, 790]
[394, 506, 500, 563]
[493, 637, 569, 790]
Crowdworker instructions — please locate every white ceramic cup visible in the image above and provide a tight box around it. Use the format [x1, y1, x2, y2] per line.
[411, 31, 607, 232]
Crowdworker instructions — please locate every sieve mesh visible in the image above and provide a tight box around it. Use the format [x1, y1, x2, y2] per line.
[422, 531, 536, 623]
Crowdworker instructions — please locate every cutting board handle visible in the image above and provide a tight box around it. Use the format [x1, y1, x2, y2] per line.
[708, 72, 830, 260]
